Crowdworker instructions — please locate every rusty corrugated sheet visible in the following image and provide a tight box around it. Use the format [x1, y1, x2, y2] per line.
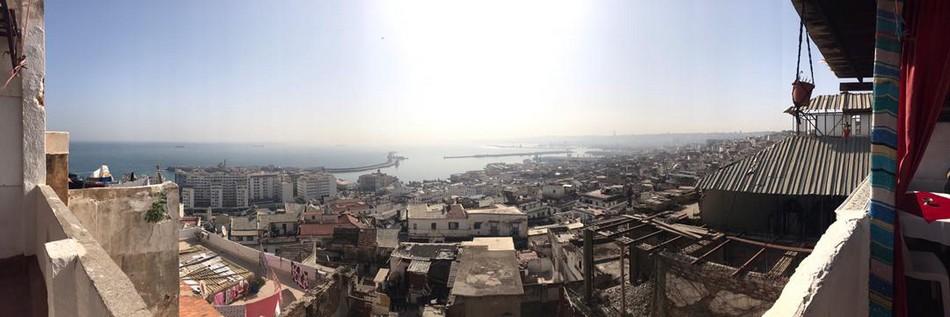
[785, 93, 872, 114]
[696, 135, 870, 196]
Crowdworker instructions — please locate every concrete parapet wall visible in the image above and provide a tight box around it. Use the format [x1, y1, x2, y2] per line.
[45, 131, 69, 204]
[197, 228, 335, 280]
[68, 182, 181, 317]
[36, 185, 151, 317]
[764, 180, 870, 317]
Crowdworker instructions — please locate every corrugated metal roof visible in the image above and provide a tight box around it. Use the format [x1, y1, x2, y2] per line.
[696, 135, 870, 196]
[407, 260, 432, 274]
[785, 93, 872, 114]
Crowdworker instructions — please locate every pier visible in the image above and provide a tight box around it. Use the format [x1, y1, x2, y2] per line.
[443, 150, 571, 159]
[324, 152, 405, 173]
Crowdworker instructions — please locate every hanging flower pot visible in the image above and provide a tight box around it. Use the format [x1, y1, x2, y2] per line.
[791, 1, 816, 109]
[792, 79, 815, 107]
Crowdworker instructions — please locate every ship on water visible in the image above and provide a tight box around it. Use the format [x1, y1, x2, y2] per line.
[69, 164, 164, 188]
[84, 164, 115, 187]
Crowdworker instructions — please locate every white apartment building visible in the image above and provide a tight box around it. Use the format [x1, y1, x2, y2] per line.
[176, 171, 249, 209]
[248, 172, 281, 203]
[578, 187, 625, 211]
[542, 183, 573, 200]
[358, 171, 398, 192]
[518, 200, 554, 220]
[296, 173, 337, 201]
[281, 181, 294, 203]
[407, 203, 528, 241]
[182, 187, 195, 209]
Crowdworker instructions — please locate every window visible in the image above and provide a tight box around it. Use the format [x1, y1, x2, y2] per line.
[473, 222, 482, 230]
[413, 223, 417, 230]
[449, 222, 459, 230]
[431, 223, 437, 230]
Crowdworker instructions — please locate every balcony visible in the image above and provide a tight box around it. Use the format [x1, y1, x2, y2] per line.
[0, 130, 181, 316]
[34, 184, 154, 316]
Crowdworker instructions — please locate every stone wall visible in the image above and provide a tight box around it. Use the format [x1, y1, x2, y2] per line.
[282, 274, 348, 317]
[36, 185, 151, 316]
[654, 252, 784, 317]
[68, 182, 181, 317]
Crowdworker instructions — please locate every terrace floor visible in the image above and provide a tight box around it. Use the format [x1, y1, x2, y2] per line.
[0, 255, 47, 316]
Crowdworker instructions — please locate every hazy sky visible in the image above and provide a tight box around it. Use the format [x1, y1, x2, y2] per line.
[47, 0, 839, 145]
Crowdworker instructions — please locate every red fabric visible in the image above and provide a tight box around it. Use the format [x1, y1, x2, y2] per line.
[243, 289, 281, 317]
[901, 192, 950, 223]
[894, 1, 950, 316]
[896, 0, 950, 202]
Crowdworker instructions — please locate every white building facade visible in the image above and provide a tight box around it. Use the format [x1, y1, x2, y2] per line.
[407, 204, 528, 241]
[296, 173, 337, 201]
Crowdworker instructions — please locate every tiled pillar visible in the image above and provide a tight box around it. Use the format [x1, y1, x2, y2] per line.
[869, 0, 902, 315]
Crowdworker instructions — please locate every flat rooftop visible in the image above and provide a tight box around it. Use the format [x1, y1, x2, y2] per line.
[409, 203, 524, 219]
[465, 204, 524, 215]
[451, 248, 524, 297]
[407, 203, 451, 219]
[461, 237, 515, 251]
[581, 189, 622, 200]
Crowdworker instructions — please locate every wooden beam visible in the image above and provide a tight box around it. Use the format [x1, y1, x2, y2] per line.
[647, 236, 683, 252]
[620, 246, 626, 315]
[589, 217, 637, 233]
[583, 229, 594, 303]
[732, 247, 768, 277]
[602, 223, 650, 239]
[726, 236, 812, 253]
[592, 255, 621, 265]
[840, 82, 873, 92]
[691, 239, 730, 265]
[619, 230, 663, 246]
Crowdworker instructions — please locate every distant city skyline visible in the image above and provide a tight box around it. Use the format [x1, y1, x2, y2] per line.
[47, 0, 839, 145]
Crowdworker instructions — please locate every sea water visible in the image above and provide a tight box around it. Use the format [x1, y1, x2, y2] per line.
[69, 142, 585, 182]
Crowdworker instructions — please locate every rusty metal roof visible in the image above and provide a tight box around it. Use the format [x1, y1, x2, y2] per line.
[696, 135, 869, 196]
[785, 93, 872, 114]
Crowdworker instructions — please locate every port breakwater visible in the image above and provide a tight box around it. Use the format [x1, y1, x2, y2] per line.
[443, 150, 571, 159]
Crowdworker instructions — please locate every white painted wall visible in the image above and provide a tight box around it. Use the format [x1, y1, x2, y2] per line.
[0, 0, 46, 259]
[408, 213, 528, 239]
[910, 122, 950, 193]
[765, 181, 870, 317]
[797, 113, 871, 137]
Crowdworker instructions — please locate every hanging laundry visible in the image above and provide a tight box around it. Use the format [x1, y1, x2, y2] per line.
[213, 292, 225, 305]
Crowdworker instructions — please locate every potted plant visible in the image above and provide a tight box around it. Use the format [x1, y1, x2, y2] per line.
[792, 71, 814, 107]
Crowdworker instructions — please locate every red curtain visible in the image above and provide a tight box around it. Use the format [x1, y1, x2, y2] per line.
[894, 0, 950, 316]
[896, 0, 950, 200]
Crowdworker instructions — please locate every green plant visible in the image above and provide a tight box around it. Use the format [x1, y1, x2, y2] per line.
[145, 192, 168, 223]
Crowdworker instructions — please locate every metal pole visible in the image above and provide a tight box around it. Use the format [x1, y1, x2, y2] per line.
[620, 243, 626, 316]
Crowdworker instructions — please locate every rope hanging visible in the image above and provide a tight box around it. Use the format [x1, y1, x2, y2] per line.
[795, 1, 815, 84]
